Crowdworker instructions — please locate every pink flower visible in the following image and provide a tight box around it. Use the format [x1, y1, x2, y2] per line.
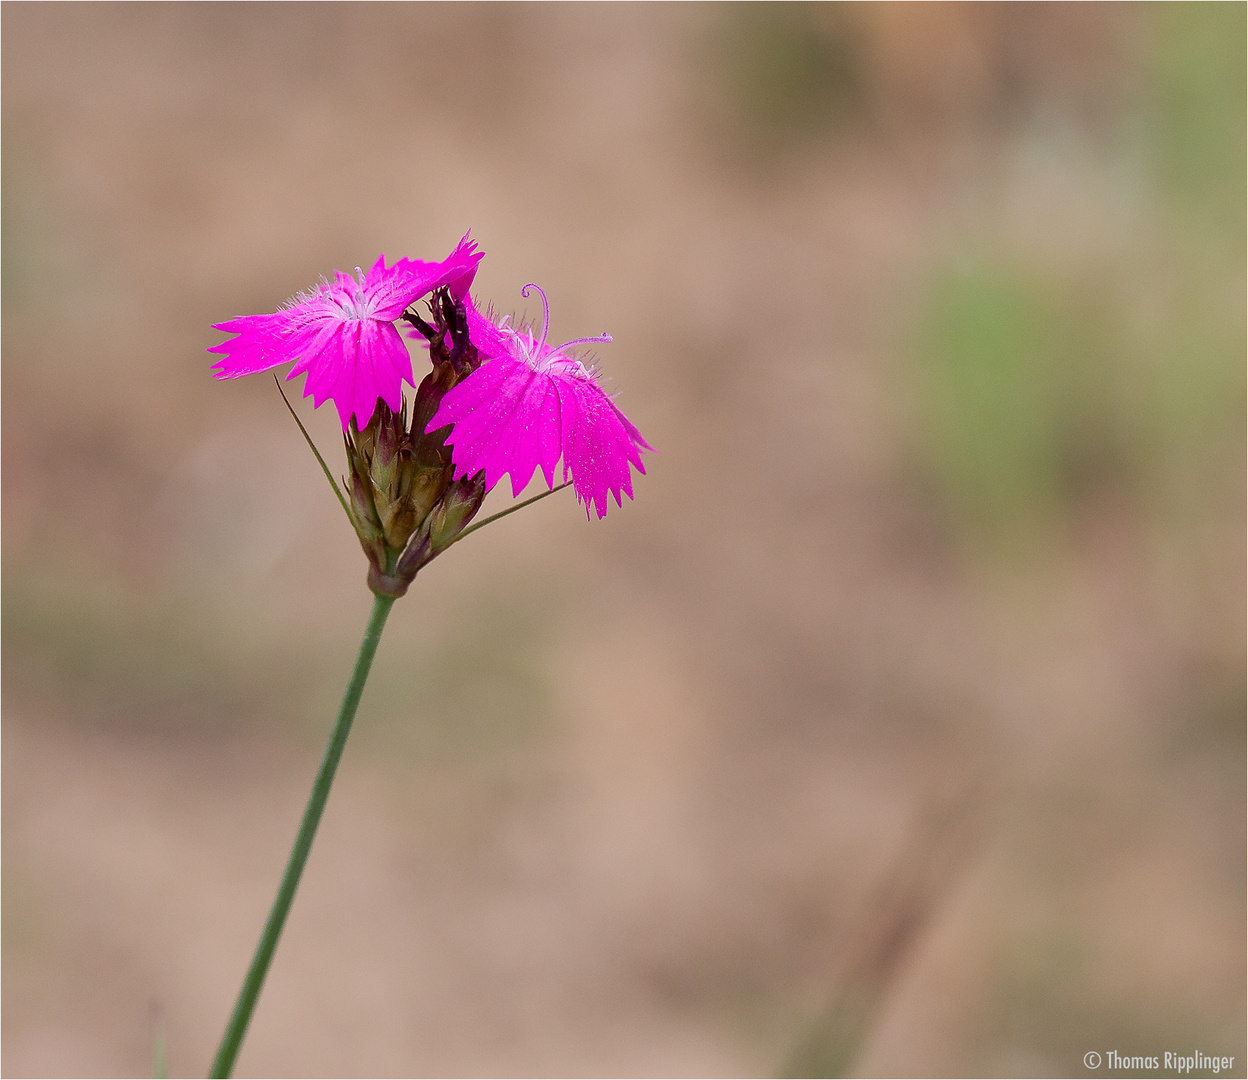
[209, 235, 483, 431]
[426, 284, 653, 519]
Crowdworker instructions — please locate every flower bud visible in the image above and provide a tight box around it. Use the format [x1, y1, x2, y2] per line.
[344, 431, 386, 569]
[429, 472, 487, 553]
[392, 517, 433, 586]
[344, 288, 486, 597]
[385, 470, 485, 590]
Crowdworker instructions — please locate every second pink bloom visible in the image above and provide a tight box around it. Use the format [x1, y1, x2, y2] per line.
[426, 286, 653, 519]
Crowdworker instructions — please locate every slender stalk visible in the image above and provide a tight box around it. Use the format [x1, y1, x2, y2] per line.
[209, 592, 396, 1078]
[274, 376, 352, 523]
[152, 1004, 167, 1080]
[445, 482, 571, 550]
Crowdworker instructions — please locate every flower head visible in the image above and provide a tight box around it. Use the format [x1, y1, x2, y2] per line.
[337, 289, 490, 598]
[426, 284, 653, 519]
[209, 234, 483, 431]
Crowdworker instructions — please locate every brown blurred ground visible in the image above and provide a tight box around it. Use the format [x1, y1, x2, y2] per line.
[2, 4, 1244, 1077]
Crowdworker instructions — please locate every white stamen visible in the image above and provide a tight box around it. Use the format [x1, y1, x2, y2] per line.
[552, 333, 612, 353]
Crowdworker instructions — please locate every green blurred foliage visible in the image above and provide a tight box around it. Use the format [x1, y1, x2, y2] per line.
[978, 923, 1226, 1077]
[779, 1024, 856, 1078]
[1, 565, 553, 763]
[1148, 2, 1246, 236]
[356, 599, 554, 765]
[911, 4, 1245, 551]
[707, 3, 866, 156]
[0, 575, 319, 735]
[914, 266, 1126, 542]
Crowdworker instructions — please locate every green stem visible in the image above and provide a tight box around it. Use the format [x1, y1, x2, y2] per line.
[274, 376, 352, 524]
[445, 482, 571, 550]
[209, 592, 397, 1078]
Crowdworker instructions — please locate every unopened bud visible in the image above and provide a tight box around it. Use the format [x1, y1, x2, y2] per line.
[347, 467, 386, 569]
[392, 516, 433, 584]
[347, 289, 488, 597]
[349, 416, 376, 463]
[409, 360, 456, 446]
[371, 406, 400, 488]
[429, 471, 487, 553]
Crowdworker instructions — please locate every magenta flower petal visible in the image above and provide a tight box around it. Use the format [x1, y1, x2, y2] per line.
[367, 234, 483, 319]
[427, 287, 652, 518]
[209, 234, 483, 430]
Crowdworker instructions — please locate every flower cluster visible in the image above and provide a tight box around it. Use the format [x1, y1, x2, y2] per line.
[210, 234, 652, 594]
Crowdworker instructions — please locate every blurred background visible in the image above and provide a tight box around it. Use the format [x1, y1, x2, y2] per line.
[3, 4, 1244, 1077]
